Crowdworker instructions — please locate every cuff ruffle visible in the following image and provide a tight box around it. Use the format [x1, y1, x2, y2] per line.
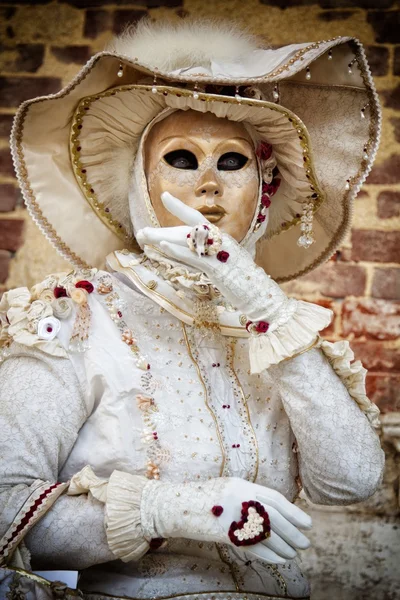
[105, 470, 150, 562]
[249, 301, 332, 373]
[318, 339, 381, 428]
[67, 466, 150, 562]
[67, 465, 108, 502]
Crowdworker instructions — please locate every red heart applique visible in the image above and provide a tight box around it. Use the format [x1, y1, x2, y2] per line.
[228, 500, 271, 547]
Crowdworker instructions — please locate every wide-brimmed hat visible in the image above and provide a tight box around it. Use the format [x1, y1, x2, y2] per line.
[10, 20, 380, 282]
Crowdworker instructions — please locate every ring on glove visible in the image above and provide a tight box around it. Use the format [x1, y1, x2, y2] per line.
[187, 223, 222, 257]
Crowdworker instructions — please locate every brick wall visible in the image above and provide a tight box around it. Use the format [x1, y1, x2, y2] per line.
[0, 0, 399, 413]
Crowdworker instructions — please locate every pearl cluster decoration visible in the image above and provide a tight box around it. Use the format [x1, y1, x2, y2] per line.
[234, 507, 264, 542]
[228, 500, 271, 547]
[297, 201, 315, 248]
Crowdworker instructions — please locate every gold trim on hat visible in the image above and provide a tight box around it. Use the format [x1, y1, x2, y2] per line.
[11, 37, 379, 283]
[276, 40, 380, 282]
[70, 84, 325, 246]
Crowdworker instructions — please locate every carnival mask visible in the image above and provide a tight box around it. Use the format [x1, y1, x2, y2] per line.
[144, 110, 259, 242]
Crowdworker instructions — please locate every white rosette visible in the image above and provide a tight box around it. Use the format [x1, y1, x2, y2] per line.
[37, 316, 61, 341]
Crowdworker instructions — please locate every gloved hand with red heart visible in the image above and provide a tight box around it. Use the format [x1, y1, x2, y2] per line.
[140, 476, 311, 564]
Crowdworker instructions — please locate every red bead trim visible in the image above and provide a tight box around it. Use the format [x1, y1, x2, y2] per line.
[228, 500, 271, 547]
[211, 505, 224, 517]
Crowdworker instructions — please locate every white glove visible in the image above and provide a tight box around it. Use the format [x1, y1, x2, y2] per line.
[137, 191, 288, 324]
[141, 476, 311, 564]
[138, 192, 332, 372]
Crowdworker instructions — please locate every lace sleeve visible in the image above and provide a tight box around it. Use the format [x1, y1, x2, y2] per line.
[272, 347, 385, 505]
[0, 349, 115, 569]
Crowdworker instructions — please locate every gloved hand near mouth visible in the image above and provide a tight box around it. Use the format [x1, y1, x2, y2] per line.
[137, 192, 332, 372]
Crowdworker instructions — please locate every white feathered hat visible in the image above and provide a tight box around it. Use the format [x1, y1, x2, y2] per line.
[10, 19, 380, 282]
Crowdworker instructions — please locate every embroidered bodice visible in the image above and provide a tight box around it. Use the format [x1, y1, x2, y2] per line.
[0, 265, 384, 600]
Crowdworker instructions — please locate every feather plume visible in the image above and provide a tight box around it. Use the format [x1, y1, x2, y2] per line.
[107, 18, 262, 73]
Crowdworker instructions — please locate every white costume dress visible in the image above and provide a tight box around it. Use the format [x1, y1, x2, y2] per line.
[0, 251, 384, 599]
[0, 20, 384, 600]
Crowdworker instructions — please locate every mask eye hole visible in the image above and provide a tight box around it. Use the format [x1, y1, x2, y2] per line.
[164, 150, 198, 170]
[218, 152, 248, 171]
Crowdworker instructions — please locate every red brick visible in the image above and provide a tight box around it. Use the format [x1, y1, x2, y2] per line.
[51, 45, 92, 65]
[318, 10, 355, 21]
[0, 184, 20, 212]
[0, 114, 14, 139]
[394, 46, 400, 77]
[364, 45, 389, 77]
[0, 7, 16, 20]
[0, 44, 45, 73]
[0, 76, 62, 108]
[145, 0, 183, 5]
[329, 247, 352, 262]
[371, 268, 400, 300]
[377, 190, 400, 218]
[0, 148, 14, 178]
[366, 373, 400, 412]
[352, 230, 400, 263]
[351, 341, 400, 373]
[390, 117, 400, 143]
[367, 9, 400, 44]
[0, 249, 11, 284]
[381, 84, 400, 111]
[1, 0, 51, 4]
[67, 0, 180, 5]
[342, 298, 400, 341]
[285, 263, 366, 298]
[313, 298, 337, 336]
[0, 219, 25, 252]
[113, 10, 148, 34]
[261, 0, 394, 5]
[176, 8, 190, 17]
[65, 0, 146, 5]
[366, 154, 400, 184]
[84, 9, 113, 39]
[322, 0, 394, 5]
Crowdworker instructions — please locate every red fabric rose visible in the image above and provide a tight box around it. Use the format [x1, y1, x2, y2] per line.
[211, 505, 224, 517]
[256, 142, 272, 161]
[262, 177, 281, 197]
[216, 251, 229, 263]
[261, 194, 271, 208]
[254, 321, 269, 333]
[75, 280, 94, 293]
[54, 286, 67, 298]
[257, 213, 266, 223]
